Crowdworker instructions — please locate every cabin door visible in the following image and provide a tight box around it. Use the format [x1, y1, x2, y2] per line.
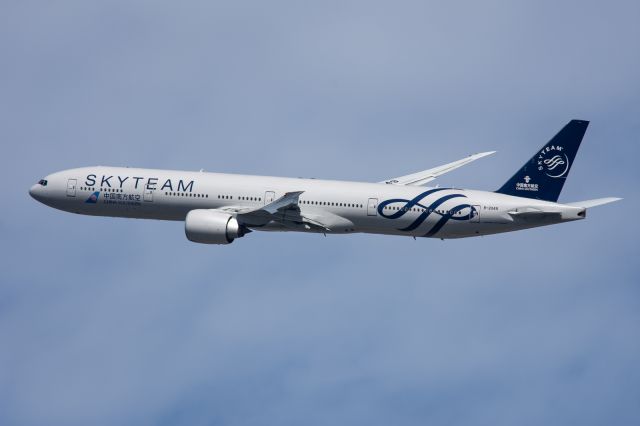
[66, 179, 77, 197]
[470, 205, 481, 222]
[367, 198, 378, 216]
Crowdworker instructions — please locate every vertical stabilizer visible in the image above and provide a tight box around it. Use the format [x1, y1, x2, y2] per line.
[496, 120, 588, 202]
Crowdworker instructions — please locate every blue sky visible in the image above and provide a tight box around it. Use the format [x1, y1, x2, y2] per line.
[1, 1, 639, 425]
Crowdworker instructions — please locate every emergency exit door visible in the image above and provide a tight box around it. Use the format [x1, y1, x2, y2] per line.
[264, 191, 275, 205]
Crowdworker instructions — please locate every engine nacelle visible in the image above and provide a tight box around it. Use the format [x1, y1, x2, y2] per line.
[185, 209, 243, 244]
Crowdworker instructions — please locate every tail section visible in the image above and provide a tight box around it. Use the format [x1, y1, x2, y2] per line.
[496, 120, 589, 202]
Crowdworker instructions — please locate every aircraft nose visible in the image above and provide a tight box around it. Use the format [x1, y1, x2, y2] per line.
[29, 183, 44, 201]
[29, 185, 38, 198]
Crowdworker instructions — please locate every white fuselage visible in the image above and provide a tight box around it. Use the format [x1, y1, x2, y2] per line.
[29, 166, 586, 240]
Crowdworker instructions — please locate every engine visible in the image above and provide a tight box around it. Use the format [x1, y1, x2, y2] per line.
[185, 209, 246, 244]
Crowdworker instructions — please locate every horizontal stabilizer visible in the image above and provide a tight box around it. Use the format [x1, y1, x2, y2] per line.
[508, 206, 561, 217]
[380, 151, 495, 186]
[565, 197, 622, 208]
[507, 207, 562, 222]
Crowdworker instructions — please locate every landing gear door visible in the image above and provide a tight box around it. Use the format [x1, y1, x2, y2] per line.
[66, 179, 77, 197]
[367, 198, 378, 216]
[470, 205, 481, 223]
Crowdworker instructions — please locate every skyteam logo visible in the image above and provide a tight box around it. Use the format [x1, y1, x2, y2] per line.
[85, 191, 100, 204]
[378, 188, 477, 237]
[538, 145, 570, 178]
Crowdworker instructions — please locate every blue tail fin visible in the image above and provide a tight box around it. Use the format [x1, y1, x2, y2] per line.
[496, 120, 589, 202]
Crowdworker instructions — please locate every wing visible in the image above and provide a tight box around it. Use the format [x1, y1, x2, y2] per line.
[380, 151, 495, 186]
[236, 191, 331, 232]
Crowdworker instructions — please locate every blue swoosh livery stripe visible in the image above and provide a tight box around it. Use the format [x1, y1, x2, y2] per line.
[377, 189, 477, 237]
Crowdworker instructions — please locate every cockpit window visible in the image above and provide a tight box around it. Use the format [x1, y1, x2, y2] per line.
[38, 179, 48, 186]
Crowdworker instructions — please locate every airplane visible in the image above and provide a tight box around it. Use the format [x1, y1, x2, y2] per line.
[29, 120, 620, 244]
